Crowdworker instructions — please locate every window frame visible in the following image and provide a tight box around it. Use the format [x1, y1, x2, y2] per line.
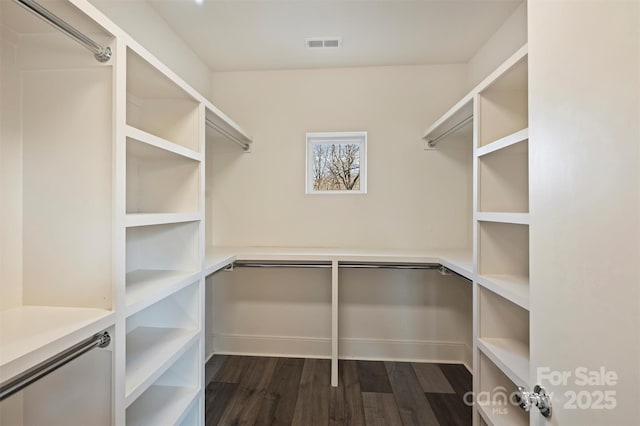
[305, 131, 368, 195]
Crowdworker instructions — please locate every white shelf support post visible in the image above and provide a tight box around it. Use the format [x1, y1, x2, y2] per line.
[331, 260, 338, 387]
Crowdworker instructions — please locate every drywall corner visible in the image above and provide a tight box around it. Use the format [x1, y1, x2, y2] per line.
[89, 0, 211, 96]
[466, 1, 527, 90]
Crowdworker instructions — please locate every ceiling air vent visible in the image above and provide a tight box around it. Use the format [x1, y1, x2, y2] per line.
[305, 37, 342, 49]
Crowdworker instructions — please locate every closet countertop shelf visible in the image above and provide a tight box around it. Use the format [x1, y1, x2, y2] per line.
[205, 246, 473, 280]
[0, 306, 115, 383]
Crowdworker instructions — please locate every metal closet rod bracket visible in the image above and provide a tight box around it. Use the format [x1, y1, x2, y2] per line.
[14, 0, 112, 63]
[0, 331, 111, 402]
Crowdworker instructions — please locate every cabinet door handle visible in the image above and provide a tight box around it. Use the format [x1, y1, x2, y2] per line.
[515, 385, 552, 418]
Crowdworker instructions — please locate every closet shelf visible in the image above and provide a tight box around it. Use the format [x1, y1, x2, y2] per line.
[126, 384, 199, 426]
[126, 270, 201, 316]
[477, 212, 529, 225]
[477, 128, 528, 157]
[477, 337, 529, 387]
[125, 327, 199, 406]
[126, 125, 202, 162]
[477, 402, 529, 426]
[437, 249, 473, 279]
[477, 274, 529, 310]
[205, 247, 236, 276]
[422, 98, 473, 144]
[125, 213, 201, 228]
[205, 246, 474, 280]
[0, 306, 115, 383]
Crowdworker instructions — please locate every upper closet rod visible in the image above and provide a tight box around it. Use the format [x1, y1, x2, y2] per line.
[0, 331, 111, 402]
[425, 115, 473, 148]
[14, 0, 112, 62]
[206, 118, 251, 152]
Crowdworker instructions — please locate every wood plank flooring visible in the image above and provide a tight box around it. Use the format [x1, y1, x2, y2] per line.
[206, 356, 471, 426]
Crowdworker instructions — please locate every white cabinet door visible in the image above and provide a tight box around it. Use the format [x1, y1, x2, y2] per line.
[529, 0, 640, 424]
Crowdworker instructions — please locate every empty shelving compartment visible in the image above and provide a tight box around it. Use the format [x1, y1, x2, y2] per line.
[125, 283, 200, 406]
[477, 221, 529, 306]
[126, 48, 201, 152]
[477, 351, 529, 426]
[126, 341, 200, 426]
[478, 287, 529, 387]
[477, 57, 528, 147]
[478, 140, 529, 213]
[125, 222, 200, 315]
[126, 136, 201, 216]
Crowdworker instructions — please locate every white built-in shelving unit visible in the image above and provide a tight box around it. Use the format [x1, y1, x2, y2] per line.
[0, 0, 252, 424]
[0, 0, 116, 423]
[424, 45, 530, 425]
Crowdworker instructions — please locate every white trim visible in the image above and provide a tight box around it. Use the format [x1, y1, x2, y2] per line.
[305, 131, 368, 195]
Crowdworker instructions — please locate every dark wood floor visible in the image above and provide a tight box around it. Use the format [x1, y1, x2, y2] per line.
[205, 355, 471, 426]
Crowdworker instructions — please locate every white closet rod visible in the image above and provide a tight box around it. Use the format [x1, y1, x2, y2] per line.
[0, 332, 111, 401]
[14, 0, 112, 62]
[425, 115, 473, 148]
[206, 118, 251, 152]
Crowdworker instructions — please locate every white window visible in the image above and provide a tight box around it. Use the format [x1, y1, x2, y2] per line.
[305, 132, 367, 194]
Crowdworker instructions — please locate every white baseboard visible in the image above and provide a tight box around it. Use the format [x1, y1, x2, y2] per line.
[211, 333, 470, 366]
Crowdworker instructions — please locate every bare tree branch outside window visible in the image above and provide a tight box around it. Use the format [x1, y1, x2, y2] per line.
[312, 143, 361, 191]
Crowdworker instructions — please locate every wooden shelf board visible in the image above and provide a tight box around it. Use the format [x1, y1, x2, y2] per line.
[477, 274, 529, 310]
[126, 270, 201, 317]
[0, 306, 115, 383]
[478, 337, 529, 386]
[205, 246, 474, 281]
[125, 327, 199, 407]
[126, 384, 199, 426]
[204, 247, 236, 276]
[477, 128, 528, 158]
[126, 125, 202, 162]
[125, 213, 201, 228]
[477, 212, 529, 225]
[436, 248, 473, 280]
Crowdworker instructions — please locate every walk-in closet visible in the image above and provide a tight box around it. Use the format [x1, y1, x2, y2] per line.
[1, 0, 638, 425]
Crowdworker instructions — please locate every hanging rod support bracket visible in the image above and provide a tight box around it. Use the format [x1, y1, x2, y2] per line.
[14, 0, 112, 64]
[94, 47, 112, 63]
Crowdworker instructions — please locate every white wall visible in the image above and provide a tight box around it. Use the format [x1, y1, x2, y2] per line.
[208, 64, 472, 250]
[205, 64, 473, 364]
[0, 26, 23, 310]
[466, 1, 527, 89]
[89, 0, 210, 95]
[529, 0, 639, 424]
